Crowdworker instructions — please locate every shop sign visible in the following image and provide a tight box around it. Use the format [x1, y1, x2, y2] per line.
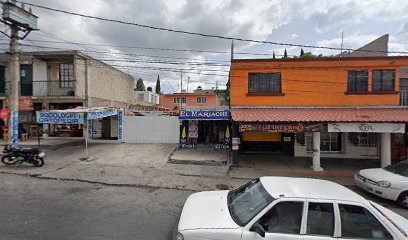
[239, 123, 325, 133]
[36, 111, 84, 124]
[179, 109, 230, 120]
[328, 123, 405, 133]
[181, 143, 230, 149]
[188, 120, 198, 138]
[4, 96, 34, 111]
[118, 111, 123, 141]
[87, 108, 118, 120]
[232, 137, 240, 150]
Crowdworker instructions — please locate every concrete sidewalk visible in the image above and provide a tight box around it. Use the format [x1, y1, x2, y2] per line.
[228, 154, 381, 186]
[168, 148, 230, 166]
[0, 137, 84, 150]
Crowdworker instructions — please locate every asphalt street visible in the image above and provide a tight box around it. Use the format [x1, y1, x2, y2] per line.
[0, 174, 191, 240]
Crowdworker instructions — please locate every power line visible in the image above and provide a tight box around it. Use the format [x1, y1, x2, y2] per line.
[19, 1, 408, 55]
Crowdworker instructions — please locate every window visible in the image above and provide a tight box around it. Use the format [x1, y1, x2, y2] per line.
[248, 72, 281, 94]
[181, 97, 187, 104]
[372, 70, 395, 92]
[358, 133, 377, 148]
[307, 202, 334, 236]
[347, 70, 368, 92]
[197, 96, 207, 104]
[138, 94, 144, 101]
[339, 204, 392, 239]
[228, 179, 274, 226]
[306, 132, 341, 152]
[173, 97, 180, 104]
[59, 64, 74, 88]
[258, 201, 303, 234]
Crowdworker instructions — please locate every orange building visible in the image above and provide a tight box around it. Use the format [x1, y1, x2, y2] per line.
[159, 93, 217, 110]
[229, 56, 408, 170]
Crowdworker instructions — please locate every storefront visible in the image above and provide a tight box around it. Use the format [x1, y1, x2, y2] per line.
[231, 108, 408, 170]
[179, 107, 230, 149]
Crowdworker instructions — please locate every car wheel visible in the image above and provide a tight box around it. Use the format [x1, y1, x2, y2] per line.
[397, 192, 408, 209]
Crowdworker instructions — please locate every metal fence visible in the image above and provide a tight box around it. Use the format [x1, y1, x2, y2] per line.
[0, 80, 76, 97]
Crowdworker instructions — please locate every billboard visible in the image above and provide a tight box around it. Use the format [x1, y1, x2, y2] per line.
[2, 2, 38, 30]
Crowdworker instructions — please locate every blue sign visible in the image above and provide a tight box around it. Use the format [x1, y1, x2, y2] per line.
[36, 111, 84, 124]
[118, 111, 123, 141]
[12, 111, 18, 147]
[179, 109, 230, 120]
[87, 109, 118, 120]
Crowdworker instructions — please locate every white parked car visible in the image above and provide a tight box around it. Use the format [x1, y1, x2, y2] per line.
[175, 177, 408, 240]
[355, 160, 408, 208]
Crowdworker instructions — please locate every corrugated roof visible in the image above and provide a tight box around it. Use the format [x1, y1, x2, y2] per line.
[231, 108, 408, 122]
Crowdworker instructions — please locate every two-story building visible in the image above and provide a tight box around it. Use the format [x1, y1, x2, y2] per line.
[134, 90, 159, 105]
[229, 56, 408, 170]
[0, 50, 134, 137]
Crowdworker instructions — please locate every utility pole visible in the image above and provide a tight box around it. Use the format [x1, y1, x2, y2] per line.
[9, 24, 19, 145]
[187, 76, 190, 93]
[1, 1, 38, 147]
[180, 70, 183, 110]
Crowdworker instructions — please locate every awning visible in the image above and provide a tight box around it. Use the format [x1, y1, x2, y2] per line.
[231, 108, 408, 123]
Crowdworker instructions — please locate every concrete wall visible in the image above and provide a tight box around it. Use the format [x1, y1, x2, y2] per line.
[87, 59, 133, 108]
[32, 59, 47, 96]
[294, 132, 379, 159]
[74, 58, 87, 99]
[133, 91, 159, 104]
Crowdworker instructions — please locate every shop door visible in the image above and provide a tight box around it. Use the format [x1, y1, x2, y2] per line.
[281, 133, 295, 156]
[20, 64, 33, 96]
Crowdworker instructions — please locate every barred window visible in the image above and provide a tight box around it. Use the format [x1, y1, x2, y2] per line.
[347, 70, 368, 92]
[306, 132, 341, 152]
[197, 96, 207, 104]
[372, 70, 395, 92]
[358, 133, 376, 148]
[173, 97, 180, 104]
[59, 64, 74, 88]
[248, 72, 281, 93]
[181, 97, 187, 104]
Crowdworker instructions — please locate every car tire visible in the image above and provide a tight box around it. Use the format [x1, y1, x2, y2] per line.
[397, 192, 408, 209]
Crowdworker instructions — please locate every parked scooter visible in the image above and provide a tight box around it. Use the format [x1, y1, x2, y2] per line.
[1, 143, 45, 167]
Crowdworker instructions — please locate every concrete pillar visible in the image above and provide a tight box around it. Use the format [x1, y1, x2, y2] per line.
[231, 122, 240, 166]
[381, 133, 391, 167]
[312, 132, 323, 171]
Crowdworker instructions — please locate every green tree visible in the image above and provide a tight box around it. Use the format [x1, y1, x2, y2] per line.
[147, 86, 153, 92]
[272, 51, 276, 59]
[299, 52, 322, 58]
[300, 48, 304, 57]
[155, 75, 161, 94]
[283, 48, 288, 58]
[135, 78, 145, 91]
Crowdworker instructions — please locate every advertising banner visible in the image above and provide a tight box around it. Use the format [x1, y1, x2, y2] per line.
[239, 122, 326, 133]
[328, 123, 405, 133]
[188, 120, 198, 138]
[179, 109, 230, 120]
[36, 111, 84, 124]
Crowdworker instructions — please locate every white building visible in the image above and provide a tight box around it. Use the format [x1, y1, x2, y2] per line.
[134, 91, 159, 105]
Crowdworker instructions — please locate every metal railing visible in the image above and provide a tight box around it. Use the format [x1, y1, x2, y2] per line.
[0, 80, 76, 97]
[400, 90, 408, 106]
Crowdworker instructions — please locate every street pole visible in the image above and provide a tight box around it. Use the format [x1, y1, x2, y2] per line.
[180, 70, 182, 110]
[9, 24, 19, 147]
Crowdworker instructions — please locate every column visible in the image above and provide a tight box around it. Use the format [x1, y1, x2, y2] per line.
[231, 122, 240, 166]
[381, 133, 391, 167]
[312, 132, 323, 171]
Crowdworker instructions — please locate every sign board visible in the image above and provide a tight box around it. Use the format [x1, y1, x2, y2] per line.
[36, 111, 84, 124]
[328, 123, 405, 133]
[232, 137, 240, 150]
[87, 108, 118, 120]
[239, 123, 326, 133]
[2, 2, 38, 30]
[188, 120, 198, 138]
[179, 109, 230, 120]
[0, 108, 10, 119]
[4, 96, 34, 111]
[12, 111, 18, 147]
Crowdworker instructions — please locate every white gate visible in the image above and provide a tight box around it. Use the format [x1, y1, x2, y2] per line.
[123, 116, 180, 143]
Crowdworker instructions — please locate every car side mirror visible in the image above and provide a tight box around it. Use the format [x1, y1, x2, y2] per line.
[250, 223, 265, 238]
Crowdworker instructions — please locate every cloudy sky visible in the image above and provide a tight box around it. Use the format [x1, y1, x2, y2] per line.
[3, 0, 408, 93]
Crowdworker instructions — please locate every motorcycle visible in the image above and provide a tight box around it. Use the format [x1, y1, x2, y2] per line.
[1, 144, 46, 167]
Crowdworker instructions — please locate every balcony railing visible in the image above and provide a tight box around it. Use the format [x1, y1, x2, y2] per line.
[0, 80, 76, 97]
[401, 90, 408, 106]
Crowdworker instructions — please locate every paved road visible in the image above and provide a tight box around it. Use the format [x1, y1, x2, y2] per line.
[0, 174, 191, 240]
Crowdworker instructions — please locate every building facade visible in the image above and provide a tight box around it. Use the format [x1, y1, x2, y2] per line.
[0, 50, 134, 137]
[229, 56, 408, 170]
[159, 93, 217, 110]
[134, 90, 159, 105]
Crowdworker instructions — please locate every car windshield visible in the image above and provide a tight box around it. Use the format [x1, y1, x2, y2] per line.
[227, 178, 274, 226]
[384, 161, 408, 177]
